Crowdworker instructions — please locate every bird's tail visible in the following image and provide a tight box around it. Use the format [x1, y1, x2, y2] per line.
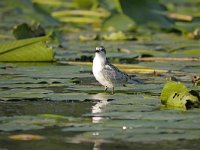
[127, 76, 143, 84]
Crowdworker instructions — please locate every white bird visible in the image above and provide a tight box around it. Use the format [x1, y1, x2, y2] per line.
[92, 46, 139, 94]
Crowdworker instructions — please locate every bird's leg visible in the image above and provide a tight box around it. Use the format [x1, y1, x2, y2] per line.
[111, 87, 115, 95]
[105, 86, 108, 92]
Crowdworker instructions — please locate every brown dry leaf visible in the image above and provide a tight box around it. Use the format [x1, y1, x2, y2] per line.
[167, 13, 193, 22]
[9, 134, 45, 141]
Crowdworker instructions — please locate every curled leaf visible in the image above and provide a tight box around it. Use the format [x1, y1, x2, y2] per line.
[9, 134, 44, 141]
[160, 81, 200, 110]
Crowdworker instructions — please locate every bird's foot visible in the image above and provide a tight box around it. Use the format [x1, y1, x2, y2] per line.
[104, 86, 108, 93]
[105, 86, 108, 91]
[111, 87, 115, 95]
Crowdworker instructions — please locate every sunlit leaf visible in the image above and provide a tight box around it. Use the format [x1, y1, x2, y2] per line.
[39, 114, 67, 119]
[160, 81, 189, 104]
[160, 81, 200, 110]
[79, 34, 98, 41]
[102, 31, 135, 40]
[102, 14, 136, 31]
[0, 36, 54, 62]
[9, 134, 44, 141]
[166, 91, 199, 110]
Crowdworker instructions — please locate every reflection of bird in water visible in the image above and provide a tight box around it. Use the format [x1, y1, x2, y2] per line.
[93, 46, 140, 94]
[65, 93, 112, 150]
[91, 93, 111, 123]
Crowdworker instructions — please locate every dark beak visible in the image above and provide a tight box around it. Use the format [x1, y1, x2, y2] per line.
[95, 50, 99, 53]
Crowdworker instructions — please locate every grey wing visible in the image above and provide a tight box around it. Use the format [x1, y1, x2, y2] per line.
[101, 62, 129, 84]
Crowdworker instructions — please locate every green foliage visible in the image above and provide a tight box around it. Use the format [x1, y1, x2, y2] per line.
[100, 0, 173, 31]
[1, 0, 200, 35]
[119, 0, 173, 28]
[13, 23, 45, 39]
[99, 0, 122, 12]
[102, 31, 135, 40]
[0, 36, 54, 62]
[102, 14, 136, 31]
[1, 0, 59, 27]
[160, 81, 189, 104]
[160, 81, 199, 110]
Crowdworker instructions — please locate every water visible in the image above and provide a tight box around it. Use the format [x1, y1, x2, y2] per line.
[0, 40, 200, 149]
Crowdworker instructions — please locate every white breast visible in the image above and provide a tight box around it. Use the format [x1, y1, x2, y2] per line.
[92, 54, 113, 88]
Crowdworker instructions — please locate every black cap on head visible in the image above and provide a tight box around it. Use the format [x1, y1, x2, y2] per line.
[95, 46, 106, 53]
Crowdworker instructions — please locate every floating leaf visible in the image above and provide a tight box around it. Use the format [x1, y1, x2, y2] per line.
[160, 81, 200, 110]
[79, 33, 98, 41]
[52, 8, 108, 25]
[160, 81, 189, 104]
[9, 134, 44, 141]
[167, 91, 199, 109]
[13, 23, 45, 40]
[102, 31, 136, 41]
[0, 36, 54, 62]
[119, 0, 173, 28]
[102, 13, 136, 31]
[39, 114, 67, 119]
[52, 10, 110, 18]
[1, 0, 59, 27]
[99, 0, 122, 13]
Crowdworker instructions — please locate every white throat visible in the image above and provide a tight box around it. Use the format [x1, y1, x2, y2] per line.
[93, 53, 106, 70]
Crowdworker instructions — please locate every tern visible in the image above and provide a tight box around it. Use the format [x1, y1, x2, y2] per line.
[92, 46, 139, 94]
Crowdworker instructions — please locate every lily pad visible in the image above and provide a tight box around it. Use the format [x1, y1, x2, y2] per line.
[0, 115, 90, 132]
[9, 134, 45, 141]
[13, 23, 45, 39]
[102, 31, 136, 41]
[119, 0, 173, 28]
[160, 81, 200, 110]
[102, 14, 136, 31]
[0, 36, 54, 62]
[1, 0, 59, 27]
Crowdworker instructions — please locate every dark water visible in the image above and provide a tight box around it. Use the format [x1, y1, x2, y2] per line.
[0, 100, 200, 150]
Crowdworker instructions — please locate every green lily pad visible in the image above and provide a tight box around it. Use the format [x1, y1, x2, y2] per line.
[0, 36, 54, 62]
[0, 115, 89, 132]
[160, 81, 199, 110]
[102, 13, 136, 31]
[102, 31, 136, 41]
[1, 0, 59, 27]
[167, 91, 199, 109]
[119, 0, 173, 28]
[13, 23, 45, 40]
[160, 81, 189, 104]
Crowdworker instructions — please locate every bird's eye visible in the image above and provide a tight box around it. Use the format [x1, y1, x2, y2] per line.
[100, 47, 104, 51]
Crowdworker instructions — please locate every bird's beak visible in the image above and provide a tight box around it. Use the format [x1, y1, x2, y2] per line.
[95, 50, 99, 53]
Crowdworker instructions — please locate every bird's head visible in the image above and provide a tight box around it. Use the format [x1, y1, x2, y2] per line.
[95, 46, 106, 57]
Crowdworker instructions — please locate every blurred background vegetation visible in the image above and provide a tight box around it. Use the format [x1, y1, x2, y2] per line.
[0, 0, 200, 41]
